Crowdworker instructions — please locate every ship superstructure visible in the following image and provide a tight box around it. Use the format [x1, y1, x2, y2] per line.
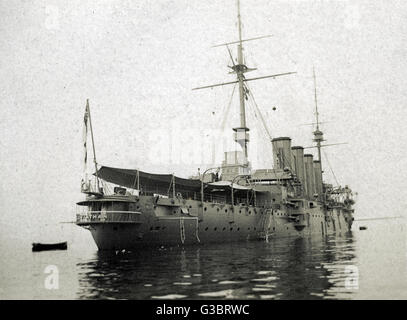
[76, 0, 355, 250]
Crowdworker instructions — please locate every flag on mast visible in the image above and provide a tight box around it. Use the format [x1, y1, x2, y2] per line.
[81, 100, 90, 192]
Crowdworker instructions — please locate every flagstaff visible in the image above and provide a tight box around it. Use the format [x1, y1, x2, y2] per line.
[83, 99, 100, 193]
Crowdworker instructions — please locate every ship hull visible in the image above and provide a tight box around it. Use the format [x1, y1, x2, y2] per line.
[77, 196, 353, 250]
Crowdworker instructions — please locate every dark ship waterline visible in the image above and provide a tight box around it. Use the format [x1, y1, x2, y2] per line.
[76, 1, 355, 250]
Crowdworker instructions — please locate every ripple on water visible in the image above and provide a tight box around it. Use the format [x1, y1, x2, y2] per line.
[251, 276, 277, 282]
[87, 273, 104, 277]
[252, 287, 272, 292]
[151, 294, 187, 299]
[310, 292, 324, 297]
[173, 282, 192, 286]
[218, 280, 242, 285]
[256, 270, 275, 275]
[254, 283, 275, 288]
[198, 289, 234, 298]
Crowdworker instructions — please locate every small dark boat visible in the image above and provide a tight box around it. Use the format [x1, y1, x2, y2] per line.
[359, 226, 367, 230]
[32, 241, 68, 252]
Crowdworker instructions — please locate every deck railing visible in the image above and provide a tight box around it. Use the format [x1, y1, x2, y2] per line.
[150, 192, 258, 206]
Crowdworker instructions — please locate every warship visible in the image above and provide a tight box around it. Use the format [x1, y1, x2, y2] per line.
[76, 0, 355, 250]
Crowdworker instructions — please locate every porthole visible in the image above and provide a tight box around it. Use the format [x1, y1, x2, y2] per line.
[225, 209, 228, 213]
[217, 208, 220, 211]
[205, 227, 208, 231]
[248, 227, 251, 230]
[237, 227, 240, 231]
[214, 227, 217, 231]
[150, 227, 153, 231]
[204, 207, 207, 211]
[230, 227, 233, 231]
[222, 227, 226, 231]
[254, 227, 256, 230]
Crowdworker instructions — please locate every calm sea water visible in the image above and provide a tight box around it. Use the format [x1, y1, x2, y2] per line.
[0, 219, 406, 299]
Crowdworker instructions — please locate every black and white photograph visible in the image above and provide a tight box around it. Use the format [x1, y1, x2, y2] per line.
[0, 0, 406, 304]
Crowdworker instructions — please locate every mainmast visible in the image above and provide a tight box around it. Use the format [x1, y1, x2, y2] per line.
[192, 0, 296, 171]
[234, 0, 249, 164]
[304, 68, 348, 193]
[312, 68, 325, 201]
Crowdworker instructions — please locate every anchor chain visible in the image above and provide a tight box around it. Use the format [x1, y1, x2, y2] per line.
[180, 217, 185, 244]
[195, 217, 201, 243]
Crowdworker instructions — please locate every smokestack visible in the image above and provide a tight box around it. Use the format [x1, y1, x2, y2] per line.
[291, 146, 306, 195]
[304, 154, 315, 199]
[313, 160, 323, 201]
[271, 137, 292, 170]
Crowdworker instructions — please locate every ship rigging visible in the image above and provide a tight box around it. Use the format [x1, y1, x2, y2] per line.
[193, 0, 295, 169]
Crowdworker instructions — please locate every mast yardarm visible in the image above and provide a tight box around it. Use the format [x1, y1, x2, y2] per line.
[192, 0, 295, 167]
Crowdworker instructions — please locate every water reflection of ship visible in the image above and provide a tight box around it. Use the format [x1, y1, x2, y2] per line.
[265, 233, 357, 299]
[75, 234, 357, 299]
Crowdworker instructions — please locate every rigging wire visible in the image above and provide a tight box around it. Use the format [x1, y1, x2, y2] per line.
[245, 83, 296, 173]
[100, 179, 112, 195]
[220, 83, 237, 132]
[245, 82, 272, 141]
[244, 88, 275, 167]
[322, 149, 340, 187]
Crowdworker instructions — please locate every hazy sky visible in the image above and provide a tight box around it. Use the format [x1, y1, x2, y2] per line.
[1, 0, 406, 243]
